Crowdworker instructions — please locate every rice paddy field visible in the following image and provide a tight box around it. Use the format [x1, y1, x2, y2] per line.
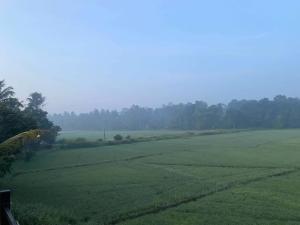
[2, 129, 300, 225]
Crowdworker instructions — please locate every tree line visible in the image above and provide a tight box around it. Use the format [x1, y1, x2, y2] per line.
[50, 95, 300, 130]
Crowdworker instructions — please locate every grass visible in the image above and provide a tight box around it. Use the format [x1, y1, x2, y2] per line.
[55, 129, 240, 150]
[2, 129, 300, 225]
[58, 130, 189, 141]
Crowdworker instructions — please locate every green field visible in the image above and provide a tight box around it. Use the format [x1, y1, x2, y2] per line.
[2, 129, 300, 225]
[58, 130, 190, 141]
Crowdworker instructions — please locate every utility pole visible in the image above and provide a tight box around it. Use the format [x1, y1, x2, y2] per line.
[103, 115, 106, 141]
[103, 127, 106, 141]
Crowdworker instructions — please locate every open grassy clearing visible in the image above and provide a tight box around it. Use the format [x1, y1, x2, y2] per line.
[2, 129, 300, 225]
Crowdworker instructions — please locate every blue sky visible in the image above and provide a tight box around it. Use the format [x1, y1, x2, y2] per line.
[1, 0, 300, 113]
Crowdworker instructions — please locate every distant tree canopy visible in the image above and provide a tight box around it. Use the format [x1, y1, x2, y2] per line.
[50, 95, 300, 131]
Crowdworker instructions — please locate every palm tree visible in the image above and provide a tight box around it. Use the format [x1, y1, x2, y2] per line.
[0, 80, 14, 102]
[27, 92, 45, 110]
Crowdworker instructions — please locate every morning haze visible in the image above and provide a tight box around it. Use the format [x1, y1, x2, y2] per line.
[1, 0, 300, 113]
[3, 1, 300, 225]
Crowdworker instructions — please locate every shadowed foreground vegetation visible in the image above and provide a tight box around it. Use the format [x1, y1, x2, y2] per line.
[0, 80, 60, 177]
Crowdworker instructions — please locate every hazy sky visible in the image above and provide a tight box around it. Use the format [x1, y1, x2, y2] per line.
[1, 0, 300, 113]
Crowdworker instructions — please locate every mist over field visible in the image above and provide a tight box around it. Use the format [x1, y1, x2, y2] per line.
[2, 1, 300, 225]
[1, 1, 300, 113]
[50, 95, 300, 131]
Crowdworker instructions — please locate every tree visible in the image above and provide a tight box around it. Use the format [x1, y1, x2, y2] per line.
[0, 87, 60, 144]
[27, 92, 45, 110]
[0, 80, 14, 102]
[24, 92, 54, 130]
[0, 81, 60, 176]
[114, 134, 123, 141]
[49, 95, 300, 131]
[0, 80, 32, 142]
[26, 93, 61, 144]
[0, 105, 35, 142]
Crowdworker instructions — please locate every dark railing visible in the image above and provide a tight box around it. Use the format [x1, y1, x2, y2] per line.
[0, 190, 18, 225]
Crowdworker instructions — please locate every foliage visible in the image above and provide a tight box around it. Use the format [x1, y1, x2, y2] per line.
[0, 96, 36, 143]
[0, 155, 14, 176]
[40, 126, 61, 145]
[57, 137, 100, 149]
[50, 95, 300, 131]
[0, 80, 14, 100]
[0, 80, 61, 176]
[27, 92, 45, 110]
[0, 130, 44, 176]
[23, 92, 56, 131]
[0, 81, 60, 143]
[126, 135, 132, 140]
[114, 134, 123, 141]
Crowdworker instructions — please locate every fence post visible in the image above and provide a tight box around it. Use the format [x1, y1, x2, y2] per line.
[0, 190, 11, 225]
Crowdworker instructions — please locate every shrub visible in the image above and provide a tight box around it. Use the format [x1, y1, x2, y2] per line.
[125, 135, 131, 140]
[56, 138, 67, 144]
[113, 134, 123, 141]
[107, 140, 117, 145]
[75, 137, 87, 142]
[0, 155, 15, 177]
[57, 137, 99, 149]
